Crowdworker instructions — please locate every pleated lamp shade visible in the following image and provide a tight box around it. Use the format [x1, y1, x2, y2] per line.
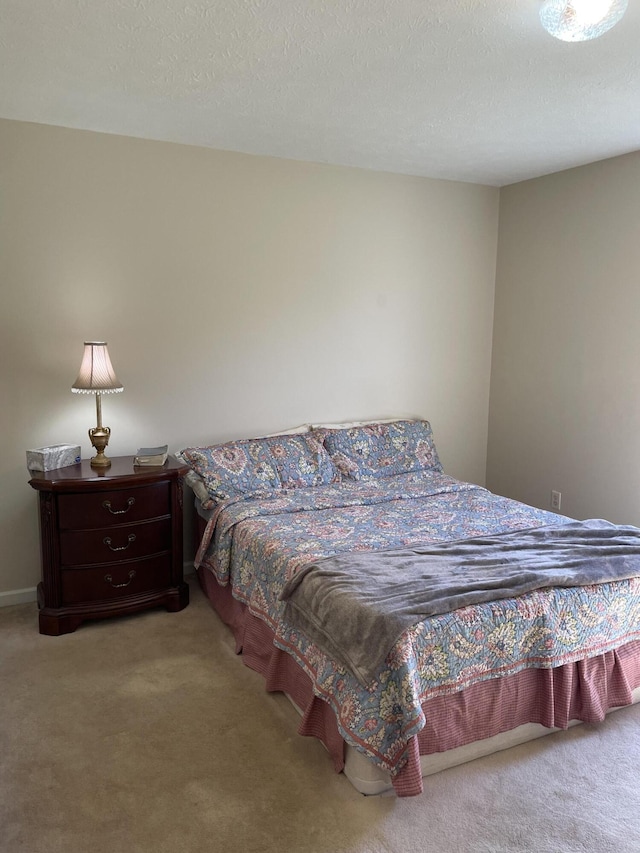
[72, 342, 123, 394]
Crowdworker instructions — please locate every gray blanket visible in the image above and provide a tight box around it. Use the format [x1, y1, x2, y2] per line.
[279, 519, 640, 686]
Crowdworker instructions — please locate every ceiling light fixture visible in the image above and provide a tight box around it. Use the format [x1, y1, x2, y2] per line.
[540, 0, 628, 41]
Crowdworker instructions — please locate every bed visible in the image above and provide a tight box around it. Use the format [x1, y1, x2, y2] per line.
[179, 419, 640, 797]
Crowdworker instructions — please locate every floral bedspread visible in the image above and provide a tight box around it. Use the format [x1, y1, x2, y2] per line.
[196, 471, 640, 777]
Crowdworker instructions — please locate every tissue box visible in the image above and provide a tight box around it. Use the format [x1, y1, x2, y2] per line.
[27, 444, 82, 473]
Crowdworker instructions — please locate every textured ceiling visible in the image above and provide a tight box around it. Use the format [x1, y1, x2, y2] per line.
[1, 0, 639, 186]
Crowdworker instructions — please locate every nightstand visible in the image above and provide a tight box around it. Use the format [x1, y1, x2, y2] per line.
[29, 456, 189, 635]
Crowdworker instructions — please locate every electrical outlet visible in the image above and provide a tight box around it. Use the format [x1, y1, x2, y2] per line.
[551, 490, 562, 511]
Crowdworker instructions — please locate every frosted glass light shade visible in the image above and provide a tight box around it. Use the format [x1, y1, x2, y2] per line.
[540, 0, 628, 41]
[71, 341, 123, 394]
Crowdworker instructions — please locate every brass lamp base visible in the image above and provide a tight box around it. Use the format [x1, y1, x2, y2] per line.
[89, 425, 112, 468]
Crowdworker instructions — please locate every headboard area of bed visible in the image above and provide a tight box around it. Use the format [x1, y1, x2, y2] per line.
[177, 417, 436, 510]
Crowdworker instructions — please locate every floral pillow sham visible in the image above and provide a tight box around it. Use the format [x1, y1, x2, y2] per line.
[179, 432, 339, 507]
[318, 419, 442, 481]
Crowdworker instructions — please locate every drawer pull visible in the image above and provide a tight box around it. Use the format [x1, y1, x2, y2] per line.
[102, 497, 136, 515]
[103, 533, 136, 552]
[104, 570, 136, 589]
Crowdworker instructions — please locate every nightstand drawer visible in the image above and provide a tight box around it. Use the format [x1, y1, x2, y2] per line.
[58, 482, 170, 530]
[60, 518, 172, 566]
[61, 554, 172, 604]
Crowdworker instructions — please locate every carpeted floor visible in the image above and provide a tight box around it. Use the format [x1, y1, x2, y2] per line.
[2, 576, 640, 853]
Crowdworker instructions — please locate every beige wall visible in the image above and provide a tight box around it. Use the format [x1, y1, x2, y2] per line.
[488, 151, 640, 524]
[0, 118, 499, 598]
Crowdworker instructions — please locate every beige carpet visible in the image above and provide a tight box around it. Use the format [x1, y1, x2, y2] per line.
[2, 577, 640, 853]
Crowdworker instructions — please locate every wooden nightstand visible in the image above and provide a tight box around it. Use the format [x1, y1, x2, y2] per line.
[29, 456, 189, 635]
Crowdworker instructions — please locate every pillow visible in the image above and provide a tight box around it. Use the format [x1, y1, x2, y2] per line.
[311, 417, 417, 430]
[177, 425, 309, 503]
[259, 424, 309, 437]
[272, 431, 340, 488]
[319, 419, 442, 481]
[179, 432, 339, 506]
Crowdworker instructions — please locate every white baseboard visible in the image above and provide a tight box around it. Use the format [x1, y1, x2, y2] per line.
[0, 587, 37, 607]
[183, 560, 195, 577]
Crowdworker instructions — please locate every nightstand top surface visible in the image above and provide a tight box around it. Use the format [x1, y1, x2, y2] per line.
[28, 455, 187, 491]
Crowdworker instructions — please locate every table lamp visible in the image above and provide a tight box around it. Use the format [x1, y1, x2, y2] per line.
[71, 341, 123, 468]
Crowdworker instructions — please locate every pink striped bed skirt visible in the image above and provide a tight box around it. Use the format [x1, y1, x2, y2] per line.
[197, 566, 640, 797]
